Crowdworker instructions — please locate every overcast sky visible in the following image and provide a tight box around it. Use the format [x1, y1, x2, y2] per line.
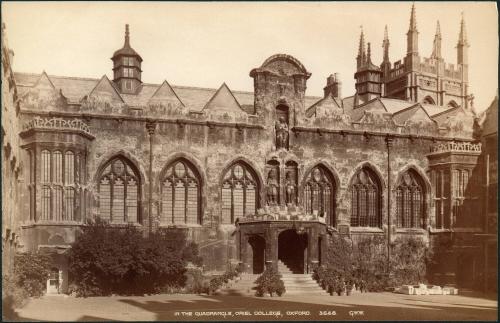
[2, 1, 498, 112]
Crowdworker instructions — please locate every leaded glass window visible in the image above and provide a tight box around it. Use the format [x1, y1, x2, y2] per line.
[350, 167, 381, 227]
[160, 160, 201, 225]
[303, 165, 336, 226]
[396, 170, 424, 228]
[221, 163, 259, 224]
[97, 157, 141, 223]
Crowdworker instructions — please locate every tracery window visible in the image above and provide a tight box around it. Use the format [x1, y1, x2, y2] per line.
[432, 169, 450, 229]
[303, 165, 336, 226]
[221, 162, 259, 224]
[97, 157, 140, 224]
[39, 149, 78, 221]
[350, 167, 381, 227]
[160, 160, 201, 225]
[396, 170, 424, 228]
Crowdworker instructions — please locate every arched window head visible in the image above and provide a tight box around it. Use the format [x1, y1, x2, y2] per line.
[221, 162, 259, 224]
[447, 100, 459, 109]
[350, 167, 381, 228]
[422, 96, 436, 105]
[303, 165, 336, 227]
[160, 159, 201, 225]
[396, 169, 425, 228]
[97, 157, 141, 224]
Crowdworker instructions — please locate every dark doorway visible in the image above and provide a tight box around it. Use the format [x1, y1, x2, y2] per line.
[248, 235, 265, 274]
[278, 229, 308, 274]
[318, 236, 322, 266]
[457, 253, 476, 289]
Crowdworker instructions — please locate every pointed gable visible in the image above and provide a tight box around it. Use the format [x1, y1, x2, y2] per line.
[33, 71, 56, 91]
[306, 95, 343, 118]
[148, 80, 184, 107]
[203, 83, 244, 113]
[393, 104, 433, 125]
[87, 75, 124, 103]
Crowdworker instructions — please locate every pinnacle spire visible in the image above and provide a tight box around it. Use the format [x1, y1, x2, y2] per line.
[357, 26, 367, 69]
[124, 24, 130, 47]
[409, 3, 417, 31]
[367, 42, 372, 64]
[382, 25, 390, 63]
[458, 12, 469, 46]
[431, 21, 442, 59]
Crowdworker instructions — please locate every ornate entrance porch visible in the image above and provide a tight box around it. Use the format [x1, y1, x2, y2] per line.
[237, 220, 327, 274]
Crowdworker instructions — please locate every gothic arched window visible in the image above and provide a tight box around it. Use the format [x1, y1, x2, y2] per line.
[350, 167, 382, 227]
[97, 157, 141, 224]
[221, 162, 259, 224]
[396, 170, 425, 228]
[303, 165, 336, 227]
[160, 160, 201, 224]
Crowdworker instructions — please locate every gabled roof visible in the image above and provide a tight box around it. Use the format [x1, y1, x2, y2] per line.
[86, 75, 124, 103]
[33, 71, 56, 91]
[306, 95, 343, 118]
[203, 83, 244, 113]
[147, 80, 184, 107]
[14, 72, 321, 112]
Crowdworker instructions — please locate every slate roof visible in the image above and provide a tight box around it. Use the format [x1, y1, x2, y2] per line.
[14, 72, 321, 114]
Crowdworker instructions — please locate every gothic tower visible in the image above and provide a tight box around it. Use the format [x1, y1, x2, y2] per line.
[380, 25, 391, 96]
[354, 29, 382, 105]
[111, 24, 143, 94]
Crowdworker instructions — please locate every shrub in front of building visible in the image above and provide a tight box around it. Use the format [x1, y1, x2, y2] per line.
[388, 236, 432, 286]
[68, 218, 201, 297]
[13, 252, 52, 297]
[255, 267, 285, 297]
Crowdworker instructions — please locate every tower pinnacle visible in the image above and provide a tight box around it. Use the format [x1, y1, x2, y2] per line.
[125, 24, 130, 47]
[357, 27, 367, 69]
[406, 3, 419, 55]
[382, 25, 390, 63]
[458, 12, 469, 46]
[431, 21, 442, 59]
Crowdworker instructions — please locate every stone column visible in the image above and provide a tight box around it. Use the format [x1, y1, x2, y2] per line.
[265, 227, 278, 270]
[307, 227, 318, 273]
[239, 231, 248, 273]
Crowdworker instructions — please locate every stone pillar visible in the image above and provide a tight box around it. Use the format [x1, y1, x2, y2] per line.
[239, 231, 248, 273]
[307, 227, 318, 273]
[265, 228, 278, 270]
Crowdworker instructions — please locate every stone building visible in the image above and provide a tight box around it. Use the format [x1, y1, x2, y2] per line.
[5, 5, 496, 294]
[2, 23, 22, 278]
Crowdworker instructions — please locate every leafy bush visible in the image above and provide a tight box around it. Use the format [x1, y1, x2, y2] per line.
[14, 252, 52, 297]
[2, 275, 30, 320]
[389, 236, 432, 286]
[68, 218, 201, 297]
[208, 267, 241, 294]
[255, 267, 285, 297]
[185, 269, 210, 294]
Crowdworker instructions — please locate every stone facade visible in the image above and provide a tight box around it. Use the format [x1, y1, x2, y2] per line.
[4, 6, 496, 294]
[1, 23, 22, 277]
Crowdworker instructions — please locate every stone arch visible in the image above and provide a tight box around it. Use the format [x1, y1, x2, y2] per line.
[260, 54, 309, 75]
[93, 150, 146, 186]
[93, 151, 145, 223]
[158, 153, 206, 224]
[299, 161, 340, 227]
[423, 96, 436, 105]
[394, 164, 432, 229]
[448, 100, 460, 109]
[347, 161, 386, 228]
[219, 157, 264, 223]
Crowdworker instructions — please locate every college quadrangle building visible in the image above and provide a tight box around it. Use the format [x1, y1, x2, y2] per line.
[2, 5, 497, 294]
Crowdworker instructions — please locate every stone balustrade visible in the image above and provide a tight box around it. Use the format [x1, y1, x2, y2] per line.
[430, 141, 481, 154]
[23, 116, 92, 136]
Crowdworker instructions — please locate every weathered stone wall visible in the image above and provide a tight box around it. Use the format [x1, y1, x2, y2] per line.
[1, 24, 22, 276]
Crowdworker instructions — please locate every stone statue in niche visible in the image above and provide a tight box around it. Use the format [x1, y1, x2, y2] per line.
[275, 117, 289, 150]
[266, 168, 279, 205]
[285, 171, 296, 205]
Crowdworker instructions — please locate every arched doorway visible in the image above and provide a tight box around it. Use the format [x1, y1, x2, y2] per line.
[278, 229, 308, 274]
[248, 235, 265, 274]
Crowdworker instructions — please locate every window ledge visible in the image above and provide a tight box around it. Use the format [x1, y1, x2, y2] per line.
[349, 227, 384, 233]
[22, 221, 84, 228]
[395, 228, 426, 234]
[157, 223, 202, 229]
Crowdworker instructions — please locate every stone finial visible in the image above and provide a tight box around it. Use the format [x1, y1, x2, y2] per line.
[125, 24, 130, 47]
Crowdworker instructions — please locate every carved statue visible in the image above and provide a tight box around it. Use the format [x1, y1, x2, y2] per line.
[266, 168, 279, 205]
[285, 171, 296, 205]
[275, 117, 289, 149]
